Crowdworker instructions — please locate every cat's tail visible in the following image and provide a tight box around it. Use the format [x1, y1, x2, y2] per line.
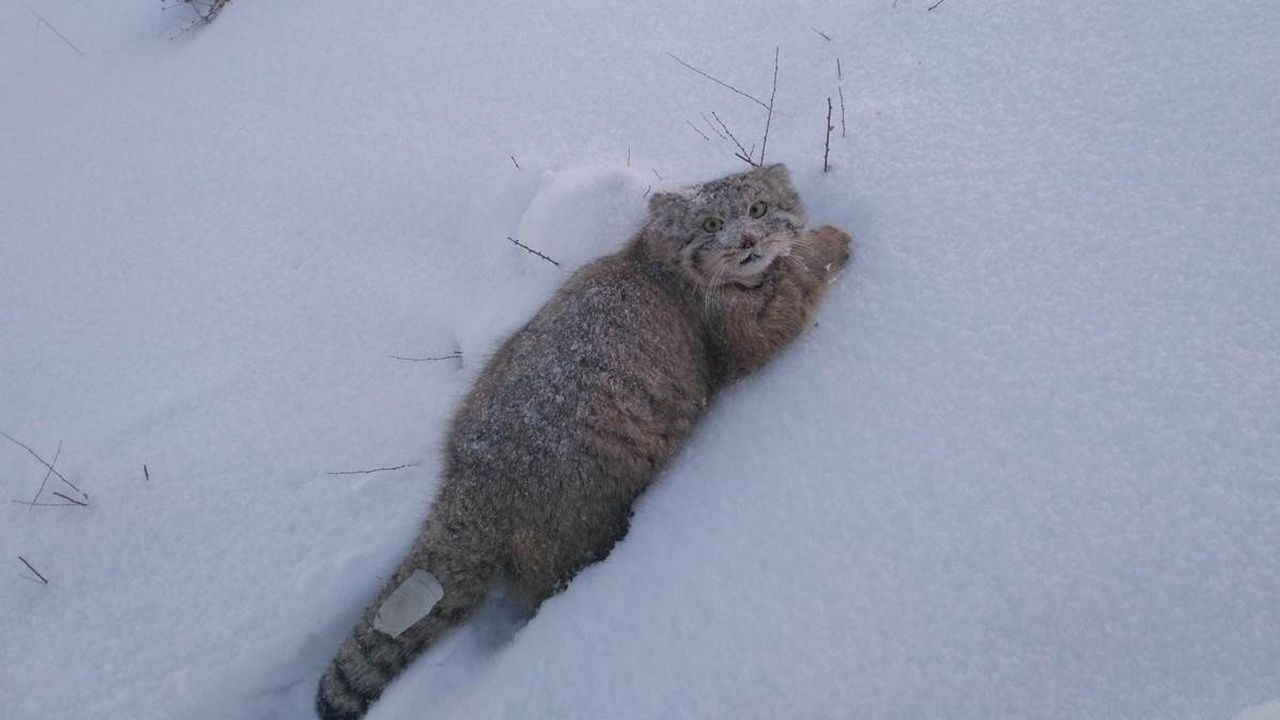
[316, 509, 500, 720]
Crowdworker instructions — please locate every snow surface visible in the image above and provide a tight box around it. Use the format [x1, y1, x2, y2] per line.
[2, 1, 1278, 719]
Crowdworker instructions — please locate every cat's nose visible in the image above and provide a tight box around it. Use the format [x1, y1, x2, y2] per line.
[738, 233, 760, 249]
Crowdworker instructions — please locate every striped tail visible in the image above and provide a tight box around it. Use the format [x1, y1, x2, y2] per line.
[316, 514, 498, 719]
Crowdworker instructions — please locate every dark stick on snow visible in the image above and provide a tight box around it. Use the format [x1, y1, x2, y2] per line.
[51, 492, 87, 507]
[927, 0, 949, 11]
[28, 440, 61, 511]
[758, 46, 779, 165]
[823, 98, 834, 173]
[510, 155, 521, 169]
[711, 111, 759, 167]
[2, 431, 84, 497]
[18, 556, 48, 585]
[627, 145, 632, 166]
[685, 120, 711, 141]
[326, 463, 419, 477]
[838, 85, 847, 138]
[811, 27, 832, 42]
[389, 352, 462, 362]
[666, 52, 769, 109]
[837, 58, 843, 79]
[651, 168, 664, 181]
[506, 236, 561, 267]
[144, 464, 150, 482]
[11, 499, 84, 508]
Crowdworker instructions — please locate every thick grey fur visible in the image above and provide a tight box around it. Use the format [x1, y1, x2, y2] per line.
[316, 164, 852, 719]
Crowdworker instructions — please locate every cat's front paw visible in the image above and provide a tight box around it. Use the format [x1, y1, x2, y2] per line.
[807, 225, 853, 274]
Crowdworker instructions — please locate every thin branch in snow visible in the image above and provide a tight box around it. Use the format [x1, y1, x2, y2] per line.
[326, 463, 419, 477]
[685, 120, 711, 141]
[18, 556, 48, 585]
[627, 145, 632, 166]
[928, 0, 949, 11]
[758, 46, 779, 165]
[701, 112, 726, 140]
[144, 464, 150, 482]
[838, 84, 847, 138]
[510, 155, 521, 169]
[665, 52, 769, 109]
[710, 111, 758, 167]
[823, 98, 834, 173]
[837, 57, 843, 80]
[164, 0, 230, 27]
[20, 1, 84, 56]
[51, 492, 87, 506]
[2, 431, 85, 498]
[11, 499, 84, 508]
[811, 27, 832, 42]
[651, 168, 664, 181]
[28, 440, 61, 511]
[506, 236, 561, 267]
[389, 352, 462, 362]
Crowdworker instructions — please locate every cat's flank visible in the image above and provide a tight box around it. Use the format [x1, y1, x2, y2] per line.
[316, 164, 852, 719]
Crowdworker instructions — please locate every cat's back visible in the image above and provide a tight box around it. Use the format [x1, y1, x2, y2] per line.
[449, 250, 711, 485]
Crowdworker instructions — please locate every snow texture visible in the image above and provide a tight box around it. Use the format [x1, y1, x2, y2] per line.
[1, 1, 1277, 719]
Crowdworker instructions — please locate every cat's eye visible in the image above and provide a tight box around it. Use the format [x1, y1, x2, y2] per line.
[702, 217, 724, 233]
[748, 200, 768, 218]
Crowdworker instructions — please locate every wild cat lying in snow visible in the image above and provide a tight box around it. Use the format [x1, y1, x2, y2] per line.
[316, 163, 853, 719]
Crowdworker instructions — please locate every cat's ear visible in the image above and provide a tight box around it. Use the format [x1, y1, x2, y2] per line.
[759, 163, 792, 185]
[648, 191, 683, 216]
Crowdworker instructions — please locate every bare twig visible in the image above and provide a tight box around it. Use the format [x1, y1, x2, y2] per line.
[701, 112, 726, 140]
[811, 27, 832, 42]
[838, 85, 847, 138]
[11, 499, 84, 508]
[28, 440, 61, 511]
[389, 352, 462, 362]
[18, 556, 48, 585]
[20, 1, 84, 56]
[758, 46, 779, 165]
[711, 112, 759, 167]
[651, 168, 664, 181]
[51, 492, 87, 507]
[643, 185, 652, 198]
[666, 52, 768, 109]
[189, 0, 229, 23]
[626, 145, 631, 166]
[2, 431, 84, 497]
[823, 98, 834, 173]
[506, 237, 561, 267]
[144, 464, 150, 482]
[928, 0, 949, 10]
[685, 120, 711, 141]
[510, 155, 521, 169]
[164, 0, 229, 25]
[837, 58, 843, 79]
[326, 463, 419, 477]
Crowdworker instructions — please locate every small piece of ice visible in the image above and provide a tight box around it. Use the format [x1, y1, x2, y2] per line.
[373, 569, 444, 638]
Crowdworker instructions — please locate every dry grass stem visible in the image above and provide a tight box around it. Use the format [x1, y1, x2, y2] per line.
[506, 236, 562, 267]
[666, 52, 769, 109]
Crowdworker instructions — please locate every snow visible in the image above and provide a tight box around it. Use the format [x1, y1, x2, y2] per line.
[2, 0, 1278, 719]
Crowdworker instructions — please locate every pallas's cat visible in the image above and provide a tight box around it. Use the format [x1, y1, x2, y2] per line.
[317, 164, 852, 719]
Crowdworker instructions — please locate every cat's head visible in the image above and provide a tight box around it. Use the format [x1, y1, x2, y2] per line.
[642, 164, 806, 289]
